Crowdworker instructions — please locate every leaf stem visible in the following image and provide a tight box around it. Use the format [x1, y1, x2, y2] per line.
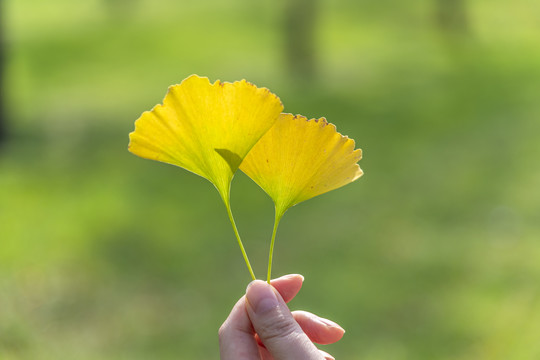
[267, 209, 284, 283]
[224, 197, 256, 281]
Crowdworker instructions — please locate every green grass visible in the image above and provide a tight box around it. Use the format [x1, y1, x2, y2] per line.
[2, 0, 540, 359]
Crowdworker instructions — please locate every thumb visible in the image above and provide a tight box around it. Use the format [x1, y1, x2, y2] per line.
[245, 280, 323, 360]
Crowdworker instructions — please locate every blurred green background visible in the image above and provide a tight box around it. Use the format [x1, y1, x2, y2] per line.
[1, 0, 540, 359]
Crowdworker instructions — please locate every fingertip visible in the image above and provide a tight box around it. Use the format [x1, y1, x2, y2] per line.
[292, 311, 345, 345]
[270, 274, 304, 303]
[280, 273, 304, 282]
[314, 316, 346, 335]
[246, 280, 279, 314]
[270, 273, 304, 284]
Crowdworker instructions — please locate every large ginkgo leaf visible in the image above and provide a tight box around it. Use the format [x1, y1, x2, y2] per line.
[129, 75, 283, 200]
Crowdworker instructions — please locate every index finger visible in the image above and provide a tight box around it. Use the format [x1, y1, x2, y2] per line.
[270, 274, 304, 303]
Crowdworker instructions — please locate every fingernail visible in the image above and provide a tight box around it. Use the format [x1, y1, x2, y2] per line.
[246, 280, 279, 314]
[279, 274, 304, 282]
[315, 317, 345, 333]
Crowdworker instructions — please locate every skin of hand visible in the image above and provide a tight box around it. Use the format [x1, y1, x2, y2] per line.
[219, 274, 344, 360]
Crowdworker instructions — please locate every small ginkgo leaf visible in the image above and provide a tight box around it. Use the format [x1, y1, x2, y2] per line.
[240, 113, 363, 218]
[128, 75, 283, 200]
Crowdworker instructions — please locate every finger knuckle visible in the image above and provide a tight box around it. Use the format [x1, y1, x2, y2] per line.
[259, 316, 300, 343]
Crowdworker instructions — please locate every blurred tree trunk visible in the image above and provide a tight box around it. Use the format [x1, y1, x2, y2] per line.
[0, 0, 6, 145]
[103, 0, 141, 19]
[435, 0, 469, 33]
[284, 0, 317, 82]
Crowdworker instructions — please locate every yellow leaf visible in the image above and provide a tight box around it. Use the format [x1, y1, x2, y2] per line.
[240, 113, 363, 218]
[128, 75, 283, 200]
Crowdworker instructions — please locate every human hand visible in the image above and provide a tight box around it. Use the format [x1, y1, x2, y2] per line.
[219, 275, 344, 360]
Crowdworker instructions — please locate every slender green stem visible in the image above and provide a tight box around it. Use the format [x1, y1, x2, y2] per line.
[224, 199, 256, 281]
[267, 210, 284, 283]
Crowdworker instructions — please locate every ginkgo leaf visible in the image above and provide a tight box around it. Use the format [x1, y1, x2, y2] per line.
[128, 75, 283, 280]
[128, 75, 283, 200]
[240, 113, 363, 282]
[240, 113, 363, 218]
